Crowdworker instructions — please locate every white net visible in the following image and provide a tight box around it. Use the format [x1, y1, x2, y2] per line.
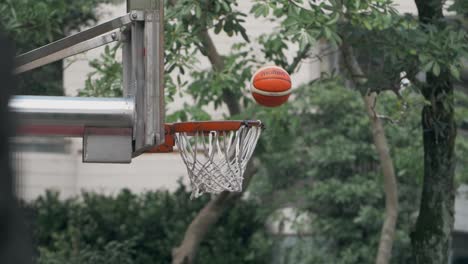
[175, 123, 262, 199]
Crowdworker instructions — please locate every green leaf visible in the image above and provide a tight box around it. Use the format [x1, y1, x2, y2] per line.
[299, 31, 315, 50]
[214, 21, 223, 34]
[418, 54, 430, 63]
[195, 4, 202, 19]
[250, 3, 269, 18]
[240, 28, 250, 43]
[221, 1, 230, 12]
[354, 0, 361, 9]
[422, 61, 434, 72]
[323, 27, 332, 40]
[283, 17, 297, 27]
[450, 65, 460, 80]
[432, 63, 441, 76]
[325, 13, 340, 26]
[362, 20, 372, 30]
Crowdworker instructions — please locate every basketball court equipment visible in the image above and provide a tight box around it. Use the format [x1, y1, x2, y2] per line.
[13, 1, 164, 163]
[8, 0, 266, 197]
[149, 121, 263, 198]
[251, 66, 292, 107]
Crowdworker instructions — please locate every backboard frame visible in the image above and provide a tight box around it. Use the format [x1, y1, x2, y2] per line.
[10, 0, 164, 163]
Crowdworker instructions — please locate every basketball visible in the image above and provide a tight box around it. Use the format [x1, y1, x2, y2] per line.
[251, 66, 292, 107]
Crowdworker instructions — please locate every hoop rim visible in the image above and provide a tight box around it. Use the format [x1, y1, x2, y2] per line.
[146, 120, 263, 153]
[166, 120, 263, 134]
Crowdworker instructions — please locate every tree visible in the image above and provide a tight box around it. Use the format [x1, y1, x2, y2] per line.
[250, 78, 423, 264]
[79, 45, 124, 98]
[256, 1, 404, 262]
[257, 0, 468, 263]
[410, 1, 462, 262]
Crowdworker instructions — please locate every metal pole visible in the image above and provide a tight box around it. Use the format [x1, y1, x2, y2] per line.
[15, 13, 134, 70]
[131, 20, 146, 150]
[15, 31, 121, 74]
[11, 96, 135, 137]
[144, 0, 165, 150]
[125, 0, 165, 155]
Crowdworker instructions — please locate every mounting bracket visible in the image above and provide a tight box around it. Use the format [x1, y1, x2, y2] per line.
[10, 0, 164, 164]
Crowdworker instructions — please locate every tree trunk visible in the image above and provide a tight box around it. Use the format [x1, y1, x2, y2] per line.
[172, 161, 257, 264]
[364, 95, 399, 264]
[411, 89, 456, 263]
[341, 42, 399, 264]
[410, 1, 457, 263]
[197, 28, 240, 116]
[172, 192, 236, 264]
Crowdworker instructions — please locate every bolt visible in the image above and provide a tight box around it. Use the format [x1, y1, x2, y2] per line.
[111, 32, 117, 40]
[132, 12, 138, 19]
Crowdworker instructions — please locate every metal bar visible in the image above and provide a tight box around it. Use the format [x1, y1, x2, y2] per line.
[11, 96, 135, 137]
[131, 21, 146, 150]
[15, 31, 120, 74]
[156, 4, 165, 146]
[122, 29, 133, 98]
[15, 13, 136, 69]
[144, 6, 165, 148]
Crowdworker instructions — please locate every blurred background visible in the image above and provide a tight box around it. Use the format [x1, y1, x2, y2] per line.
[2, 0, 468, 263]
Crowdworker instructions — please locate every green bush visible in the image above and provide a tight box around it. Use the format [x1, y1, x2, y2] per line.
[23, 183, 271, 264]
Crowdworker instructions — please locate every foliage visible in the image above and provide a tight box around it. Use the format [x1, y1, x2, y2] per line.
[249, 2, 468, 261]
[79, 45, 123, 97]
[186, 43, 258, 110]
[248, 74, 468, 263]
[23, 184, 271, 264]
[250, 81, 422, 263]
[255, 0, 468, 94]
[0, 0, 119, 95]
[163, 0, 259, 118]
[449, 0, 468, 17]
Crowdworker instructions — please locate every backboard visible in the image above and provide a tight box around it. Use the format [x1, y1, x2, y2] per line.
[11, 0, 164, 163]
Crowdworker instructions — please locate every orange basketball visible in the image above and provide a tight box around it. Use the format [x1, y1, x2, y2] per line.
[251, 66, 291, 107]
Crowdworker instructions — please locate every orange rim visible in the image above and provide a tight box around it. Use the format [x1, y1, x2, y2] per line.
[167, 120, 263, 134]
[146, 120, 263, 153]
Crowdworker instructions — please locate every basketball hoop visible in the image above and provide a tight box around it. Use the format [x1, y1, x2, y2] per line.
[149, 120, 263, 198]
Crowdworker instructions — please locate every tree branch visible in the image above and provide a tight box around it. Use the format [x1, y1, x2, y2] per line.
[286, 43, 311, 73]
[341, 41, 399, 264]
[197, 28, 241, 115]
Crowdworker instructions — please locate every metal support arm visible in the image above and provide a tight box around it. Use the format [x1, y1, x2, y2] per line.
[15, 31, 121, 74]
[14, 11, 143, 74]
